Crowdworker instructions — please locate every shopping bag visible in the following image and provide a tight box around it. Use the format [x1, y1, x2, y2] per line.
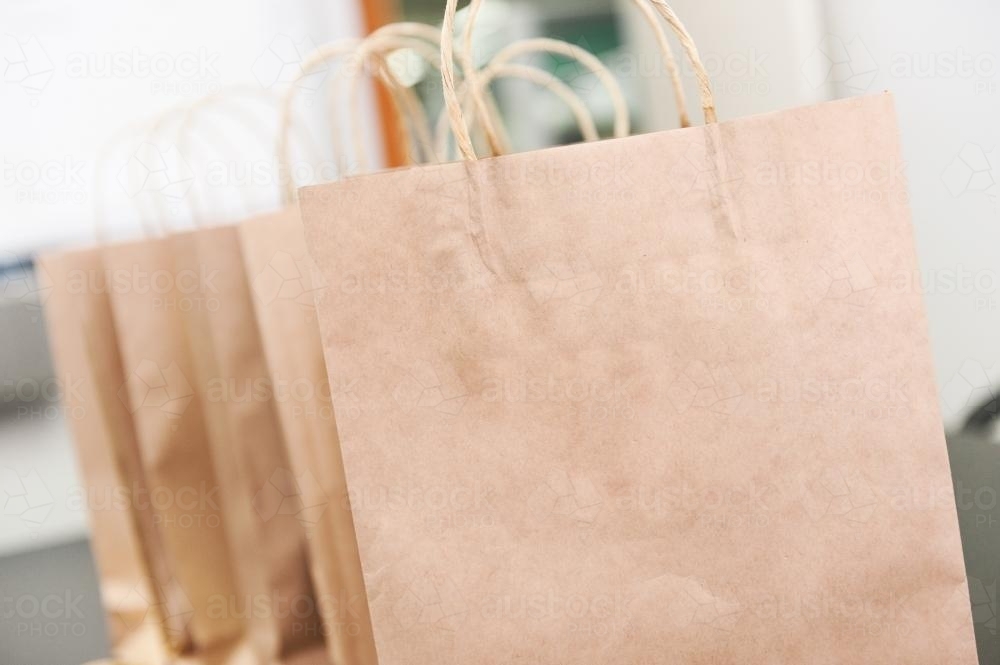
[296, 1, 979, 663]
[240, 209, 376, 665]
[101, 95, 329, 660]
[43, 95, 325, 661]
[172, 224, 321, 655]
[40, 248, 186, 659]
[103, 234, 247, 653]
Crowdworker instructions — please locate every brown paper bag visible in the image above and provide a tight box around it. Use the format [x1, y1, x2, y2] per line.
[100, 222, 325, 662]
[296, 2, 978, 663]
[173, 224, 322, 655]
[104, 236, 246, 652]
[40, 248, 186, 659]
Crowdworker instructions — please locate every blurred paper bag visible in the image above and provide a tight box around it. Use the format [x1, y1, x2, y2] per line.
[240, 208, 377, 665]
[103, 236, 246, 652]
[173, 225, 322, 655]
[41, 248, 187, 659]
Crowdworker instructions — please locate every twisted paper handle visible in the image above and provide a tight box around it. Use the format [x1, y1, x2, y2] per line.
[488, 37, 631, 138]
[278, 24, 618, 197]
[434, 41, 633, 160]
[278, 23, 458, 203]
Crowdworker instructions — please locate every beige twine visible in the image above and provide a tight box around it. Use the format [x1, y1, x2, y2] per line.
[280, 24, 613, 192]
[277, 23, 470, 203]
[174, 87, 309, 226]
[341, 32, 443, 170]
[460, 0, 691, 152]
[434, 62, 602, 159]
[487, 37, 631, 138]
[628, 0, 691, 127]
[349, 32, 616, 162]
[442, 0, 717, 161]
[93, 107, 195, 242]
[278, 37, 402, 203]
[94, 85, 325, 240]
[434, 50, 635, 160]
[646, 0, 716, 124]
[458, 0, 503, 156]
[367, 33, 617, 161]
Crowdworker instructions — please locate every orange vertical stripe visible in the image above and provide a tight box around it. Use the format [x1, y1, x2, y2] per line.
[359, 0, 406, 168]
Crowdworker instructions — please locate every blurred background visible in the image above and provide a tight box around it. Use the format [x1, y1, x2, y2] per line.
[2, 0, 999, 663]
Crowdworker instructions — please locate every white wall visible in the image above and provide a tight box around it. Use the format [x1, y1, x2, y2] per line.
[0, 0, 375, 256]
